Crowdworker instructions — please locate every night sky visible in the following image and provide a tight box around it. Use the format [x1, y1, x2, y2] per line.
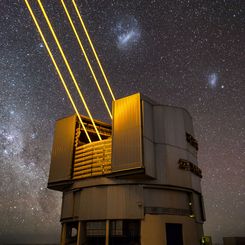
[0, 0, 244, 244]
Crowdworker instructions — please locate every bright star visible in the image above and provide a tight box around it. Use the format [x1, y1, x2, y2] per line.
[39, 43, 44, 48]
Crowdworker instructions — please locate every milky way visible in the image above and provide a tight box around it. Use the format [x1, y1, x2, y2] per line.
[0, 1, 244, 244]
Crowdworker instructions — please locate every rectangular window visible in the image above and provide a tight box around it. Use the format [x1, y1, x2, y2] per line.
[86, 221, 106, 236]
[110, 220, 140, 245]
[86, 220, 140, 245]
[110, 220, 123, 236]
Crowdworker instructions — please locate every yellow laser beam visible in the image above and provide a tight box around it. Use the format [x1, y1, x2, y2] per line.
[61, 0, 112, 119]
[24, 0, 91, 143]
[38, 0, 102, 140]
[72, 0, 115, 102]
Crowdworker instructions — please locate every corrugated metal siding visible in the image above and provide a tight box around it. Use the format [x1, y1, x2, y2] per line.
[142, 100, 154, 141]
[48, 115, 76, 183]
[144, 188, 189, 210]
[77, 185, 144, 220]
[61, 191, 74, 219]
[142, 101, 156, 177]
[192, 192, 204, 223]
[73, 138, 112, 179]
[112, 93, 143, 171]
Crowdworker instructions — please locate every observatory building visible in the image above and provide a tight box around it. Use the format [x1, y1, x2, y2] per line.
[48, 93, 205, 245]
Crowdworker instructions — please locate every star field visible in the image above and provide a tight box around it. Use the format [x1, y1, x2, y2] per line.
[0, 0, 244, 244]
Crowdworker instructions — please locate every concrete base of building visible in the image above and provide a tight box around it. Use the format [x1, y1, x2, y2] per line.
[60, 214, 203, 245]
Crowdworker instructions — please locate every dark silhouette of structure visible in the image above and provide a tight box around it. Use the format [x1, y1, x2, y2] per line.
[48, 93, 205, 245]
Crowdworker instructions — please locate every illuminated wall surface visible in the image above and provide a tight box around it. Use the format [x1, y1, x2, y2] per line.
[48, 93, 206, 245]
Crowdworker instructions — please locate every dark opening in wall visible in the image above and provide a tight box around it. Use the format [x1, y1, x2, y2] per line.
[166, 223, 183, 245]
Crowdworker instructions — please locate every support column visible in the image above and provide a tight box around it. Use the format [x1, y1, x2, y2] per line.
[61, 223, 67, 245]
[105, 220, 110, 245]
[77, 221, 87, 245]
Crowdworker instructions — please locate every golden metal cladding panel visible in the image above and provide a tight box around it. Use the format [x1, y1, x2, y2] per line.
[112, 93, 143, 172]
[49, 115, 76, 183]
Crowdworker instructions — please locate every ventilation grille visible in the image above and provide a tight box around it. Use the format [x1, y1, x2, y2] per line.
[145, 207, 191, 216]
